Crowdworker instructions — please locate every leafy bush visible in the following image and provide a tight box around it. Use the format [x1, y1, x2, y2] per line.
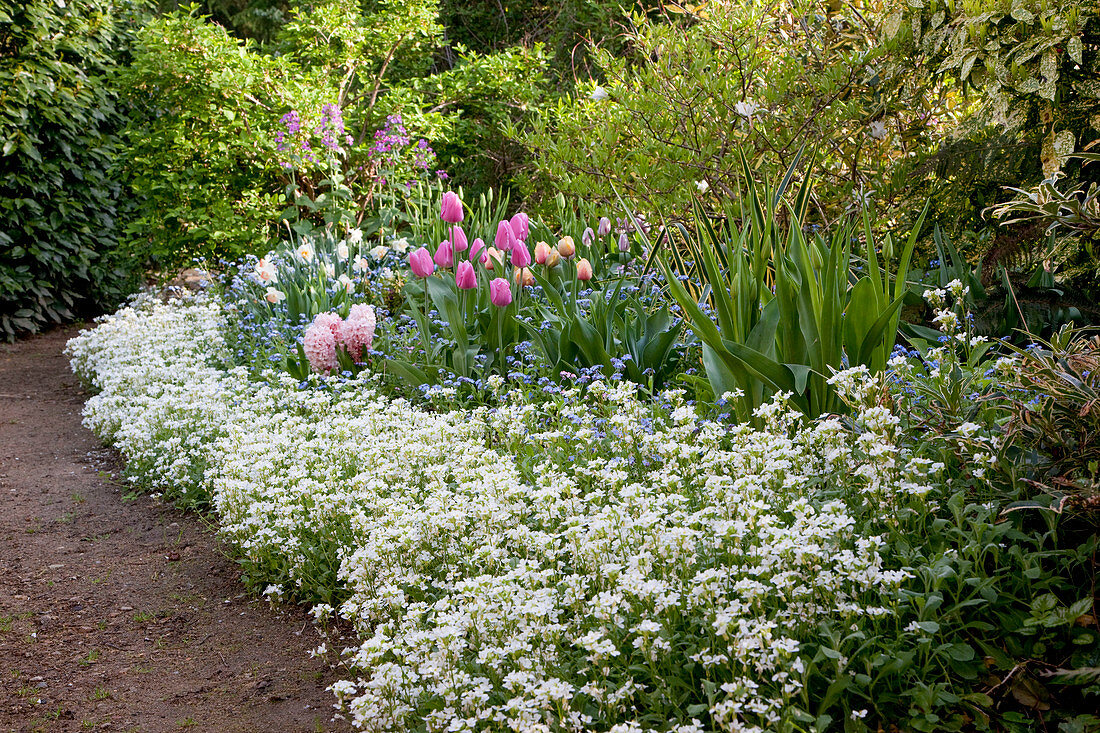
[0, 0, 148, 340]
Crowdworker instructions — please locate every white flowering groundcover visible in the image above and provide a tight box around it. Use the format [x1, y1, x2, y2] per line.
[68, 295, 958, 732]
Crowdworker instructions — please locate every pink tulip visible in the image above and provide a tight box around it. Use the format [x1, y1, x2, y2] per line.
[511, 243, 532, 268]
[598, 217, 612, 237]
[489, 277, 512, 307]
[576, 258, 593, 281]
[618, 232, 630, 252]
[582, 227, 595, 247]
[495, 220, 517, 252]
[557, 236, 576, 258]
[509, 212, 529, 242]
[534, 241, 551, 265]
[451, 225, 468, 252]
[434, 240, 454, 268]
[440, 191, 464, 224]
[408, 247, 435, 278]
[455, 261, 477, 290]
[469, 237, 485, 263]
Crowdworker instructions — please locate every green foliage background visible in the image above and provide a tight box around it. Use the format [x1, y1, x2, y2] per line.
[0, 0, 148, 340]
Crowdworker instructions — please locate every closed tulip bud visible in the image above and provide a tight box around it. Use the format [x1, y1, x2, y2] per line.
[598, 217, 612, 237]
[509, 212, 530, 242]
[576, 258, 593, 281]
[582, 227, 595, 247]
[433, 240, 454, 268]
[545, 247, 561, 268]
[450, 225, 468, 252]
[485, 247, 504, 270]
[455, 261, 477, 290]
[514, 267, 534, 287]
[495, 220, 517, 251]
[511, 243, 532, 268]
[440, 191, 464, 223]
[557, 236, 576, 258]
[469, 237, 485, 263]
[534, 241, 551, 265]
[408, 247, 435, 278]
[489, 277, 512, 307]
[618, 232, 630, 252]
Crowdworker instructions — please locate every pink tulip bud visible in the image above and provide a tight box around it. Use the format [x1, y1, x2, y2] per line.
[434, 240, 454, 268]
[534, 241, 551, 265]
[440, 191, 464, 223]
[469, 237, 485, 263]
[557, 236, 576, 258]
[489, 277, 512, 307]
[582, 227, 595, 247]
[511, 243, 532, 268]
[408, 247, 435, 278]
[450, 225, 468, 252]
[598, 217, 612, 237]
[509, 212, 530, 242]
[495, 220, 517, 252]
[618, 232, 630, 252]
[576, 257, 593, 281]
[455, 261, 477, 290]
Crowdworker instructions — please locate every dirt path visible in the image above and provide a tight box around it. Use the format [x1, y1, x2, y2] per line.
[0, 328, 354, 733]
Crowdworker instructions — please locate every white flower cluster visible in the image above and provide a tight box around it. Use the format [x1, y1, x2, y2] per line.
[68, 298, 935, 732]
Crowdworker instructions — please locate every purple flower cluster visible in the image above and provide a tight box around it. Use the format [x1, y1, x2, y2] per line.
[368, 113, 446, 186]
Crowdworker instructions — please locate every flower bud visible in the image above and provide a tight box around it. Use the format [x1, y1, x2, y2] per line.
[440, 191, 464, 223]
[450, 225, 468, 252]
[408, 247, 435, 278]
[544, 247, 561, 268]
[514, 267, 534, 287]
[598, 217, 611, 237]
[576, 258, 593, 281]
[489, 277, 512, 307]
[511, 243, 532, 268]
[433, 240, 454, 268]
[455, 261, 477, 290]
[534, 241, 551, 265]
[557, 236, 576, 258]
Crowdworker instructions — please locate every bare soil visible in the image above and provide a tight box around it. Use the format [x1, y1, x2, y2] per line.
[0, 327, 355, 733]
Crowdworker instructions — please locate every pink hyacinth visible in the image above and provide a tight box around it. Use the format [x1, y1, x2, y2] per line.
[441, 191, 464, 223]
[303, 314, 340, 374]
[340, 305, 376, 362]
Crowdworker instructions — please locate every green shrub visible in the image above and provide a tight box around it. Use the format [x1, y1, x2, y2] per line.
[0, 0, 148, 340]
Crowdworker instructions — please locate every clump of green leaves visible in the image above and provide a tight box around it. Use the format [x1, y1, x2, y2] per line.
[0, 0, 148, 340]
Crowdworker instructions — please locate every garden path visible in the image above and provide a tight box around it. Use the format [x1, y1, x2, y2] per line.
[0, 327, 353, 733]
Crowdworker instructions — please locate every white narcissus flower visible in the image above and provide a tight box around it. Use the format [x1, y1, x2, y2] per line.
[337, 274, 354, 294]
[369, 244, 388, 261]
[296, 242, 314, 262]
[323, 263, 336, 279]
[264, 287, 285, 304]
[352, 255, 369, 273]
[254, 257, 277, 284]
[347, 228, 363, 245]
[337, 241, 350, 261]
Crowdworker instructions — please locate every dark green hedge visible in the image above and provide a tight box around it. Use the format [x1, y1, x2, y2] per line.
[0, 0, 148, 341]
